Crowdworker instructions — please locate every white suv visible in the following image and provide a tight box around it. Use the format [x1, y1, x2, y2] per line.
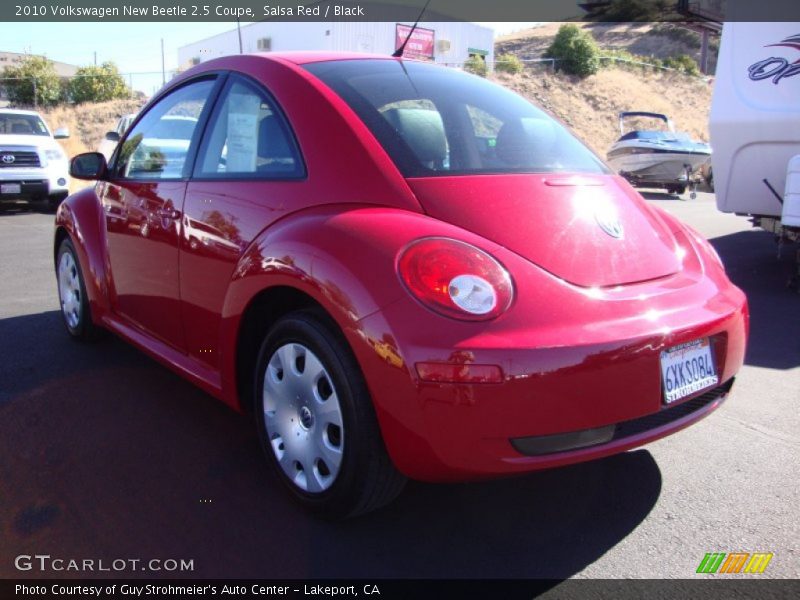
[0, 109, 71, 208]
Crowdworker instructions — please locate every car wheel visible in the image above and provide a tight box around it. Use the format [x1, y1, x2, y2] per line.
[49, 192, 68, 210]
[254, 310, 406, 518]
[56, 238, 102, 341]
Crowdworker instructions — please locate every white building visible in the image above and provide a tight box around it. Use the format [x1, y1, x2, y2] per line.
[178, 22, 494, 70]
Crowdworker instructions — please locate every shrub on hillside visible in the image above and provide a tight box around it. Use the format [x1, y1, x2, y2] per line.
[651, 23, 702, 48]
[463, 55, 488, 77]
[494, 53, 524, 75]
[545, 25, 600, 77]
[2, 55, 62, 106]
[68, 62, 130, 103]
[662, 54, 701, 76]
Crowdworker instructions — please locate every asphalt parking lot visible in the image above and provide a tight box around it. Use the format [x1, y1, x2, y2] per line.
[0, 191, 798, 580]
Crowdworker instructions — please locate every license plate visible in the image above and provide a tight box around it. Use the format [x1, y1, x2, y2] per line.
[1, 183, 21, 194]
[660, 338, 718, 404]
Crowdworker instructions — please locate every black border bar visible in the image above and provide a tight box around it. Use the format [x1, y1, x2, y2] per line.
[4, 579, 800, 600]
[2, 0, 799, 23]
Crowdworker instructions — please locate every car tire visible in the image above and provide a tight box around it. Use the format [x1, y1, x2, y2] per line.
[48, 192, 69, 211]
[56, 238, 103, 341]
[254, 310, 406, 519]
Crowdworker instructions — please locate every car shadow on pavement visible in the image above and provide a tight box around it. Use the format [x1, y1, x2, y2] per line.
[0, 201, 55, 216]
[0, 310, 662, 580]
[709, 230, 800, 370]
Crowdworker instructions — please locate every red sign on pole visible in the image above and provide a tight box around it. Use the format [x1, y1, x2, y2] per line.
[395, 24, 435, 61]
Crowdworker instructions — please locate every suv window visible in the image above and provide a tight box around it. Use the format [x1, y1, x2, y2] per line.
[304, 60, 608, 178]
[114, 79, 215, 180]
[0, 113, 49, 136]
[194, 77, 304, 179]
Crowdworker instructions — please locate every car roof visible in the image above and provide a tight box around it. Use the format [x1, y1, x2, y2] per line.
[192, 51, 398, 72]
[262, 51, 396, 65]
[0, 109, 44, 116]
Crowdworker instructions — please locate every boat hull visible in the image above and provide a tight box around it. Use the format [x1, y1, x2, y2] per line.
[607, 148, 711, 188]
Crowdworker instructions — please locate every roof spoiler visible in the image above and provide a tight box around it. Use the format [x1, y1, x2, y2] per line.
[618, 112, 674, 134]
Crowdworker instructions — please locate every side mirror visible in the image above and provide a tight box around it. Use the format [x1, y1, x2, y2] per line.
[70, 152, 108, 180]
[105, 131, 120, 142]
[53, 127, 70, 139]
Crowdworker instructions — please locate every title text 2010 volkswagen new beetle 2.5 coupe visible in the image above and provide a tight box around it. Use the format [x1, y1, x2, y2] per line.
[56, 53, 748, 518]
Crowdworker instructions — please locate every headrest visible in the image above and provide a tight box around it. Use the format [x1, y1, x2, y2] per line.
[495, 118, 558, 169]
[382, 108, 447, 164]
[258, 116, 292, 160]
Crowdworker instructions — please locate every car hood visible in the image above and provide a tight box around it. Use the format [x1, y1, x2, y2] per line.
[0, 134, 56, 150]
[406, 174, 681, 288]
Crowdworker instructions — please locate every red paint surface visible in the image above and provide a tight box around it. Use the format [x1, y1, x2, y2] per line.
[55, 53, 748, 481]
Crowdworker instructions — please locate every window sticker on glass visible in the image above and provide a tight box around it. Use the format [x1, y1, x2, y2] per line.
[226, 92, 261, 173]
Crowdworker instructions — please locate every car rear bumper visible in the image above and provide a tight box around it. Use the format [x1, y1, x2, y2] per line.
[350, 254, 748, 482]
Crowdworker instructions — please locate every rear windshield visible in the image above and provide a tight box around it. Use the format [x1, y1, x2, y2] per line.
[304, 59, 609, 178]
[0, 113, 49, 136]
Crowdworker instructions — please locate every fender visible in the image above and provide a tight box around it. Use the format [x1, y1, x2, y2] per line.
[217, 204, 505, 410]
[54, 186, 110, 324]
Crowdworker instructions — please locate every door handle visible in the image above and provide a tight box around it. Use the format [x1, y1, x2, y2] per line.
[157, 207, 181, 220]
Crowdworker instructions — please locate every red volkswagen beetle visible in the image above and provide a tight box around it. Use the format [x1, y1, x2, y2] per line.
[56, 53, 748, 518]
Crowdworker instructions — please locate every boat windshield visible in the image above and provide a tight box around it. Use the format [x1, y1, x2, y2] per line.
[619, 130, 696, 143]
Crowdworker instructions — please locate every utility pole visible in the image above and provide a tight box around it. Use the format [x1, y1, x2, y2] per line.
[700, 29, 710, 75]
[93, 51, 97, 65]
[237, 18, 243, 54]
[161, 38, 166, 86]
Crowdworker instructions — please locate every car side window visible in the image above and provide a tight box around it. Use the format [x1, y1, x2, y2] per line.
[194, 78, 304, 179]
[114, 79, 215, 180]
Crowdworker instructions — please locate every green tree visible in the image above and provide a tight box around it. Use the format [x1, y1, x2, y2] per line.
[2, 55, 62, 106]
[545, 25, 600, 77]
[68, 62, 130, 103]
[463, 55, 488, 77]
[494, 53, 524, 75]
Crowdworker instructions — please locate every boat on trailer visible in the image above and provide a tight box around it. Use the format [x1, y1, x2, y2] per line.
[606, 111, 711, 197]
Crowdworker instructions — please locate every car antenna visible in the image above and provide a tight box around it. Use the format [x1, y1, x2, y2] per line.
[392, 0, 433, 58]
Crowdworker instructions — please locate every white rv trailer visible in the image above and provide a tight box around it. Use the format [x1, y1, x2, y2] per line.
[710, 22, 800, 269]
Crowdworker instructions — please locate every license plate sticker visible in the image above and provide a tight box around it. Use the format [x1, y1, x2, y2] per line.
[1, 183, 21, 194]
[660, 338, 718, 404]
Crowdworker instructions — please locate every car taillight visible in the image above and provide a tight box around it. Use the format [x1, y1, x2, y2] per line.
[397, 238, 514, 321]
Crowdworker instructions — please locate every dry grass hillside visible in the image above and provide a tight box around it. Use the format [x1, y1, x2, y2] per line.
[493, 68, 712, 158]
[498, 22, 718, 72]
[40, 98, 142, 159]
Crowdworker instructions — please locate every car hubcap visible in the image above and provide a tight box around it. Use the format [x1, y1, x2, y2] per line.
[262, 343, 344, 493]
[58, 252, 82, 330]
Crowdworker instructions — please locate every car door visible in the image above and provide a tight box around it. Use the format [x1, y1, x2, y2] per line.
[99, 77, 219, 350]
[181, 74, 306, 370]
